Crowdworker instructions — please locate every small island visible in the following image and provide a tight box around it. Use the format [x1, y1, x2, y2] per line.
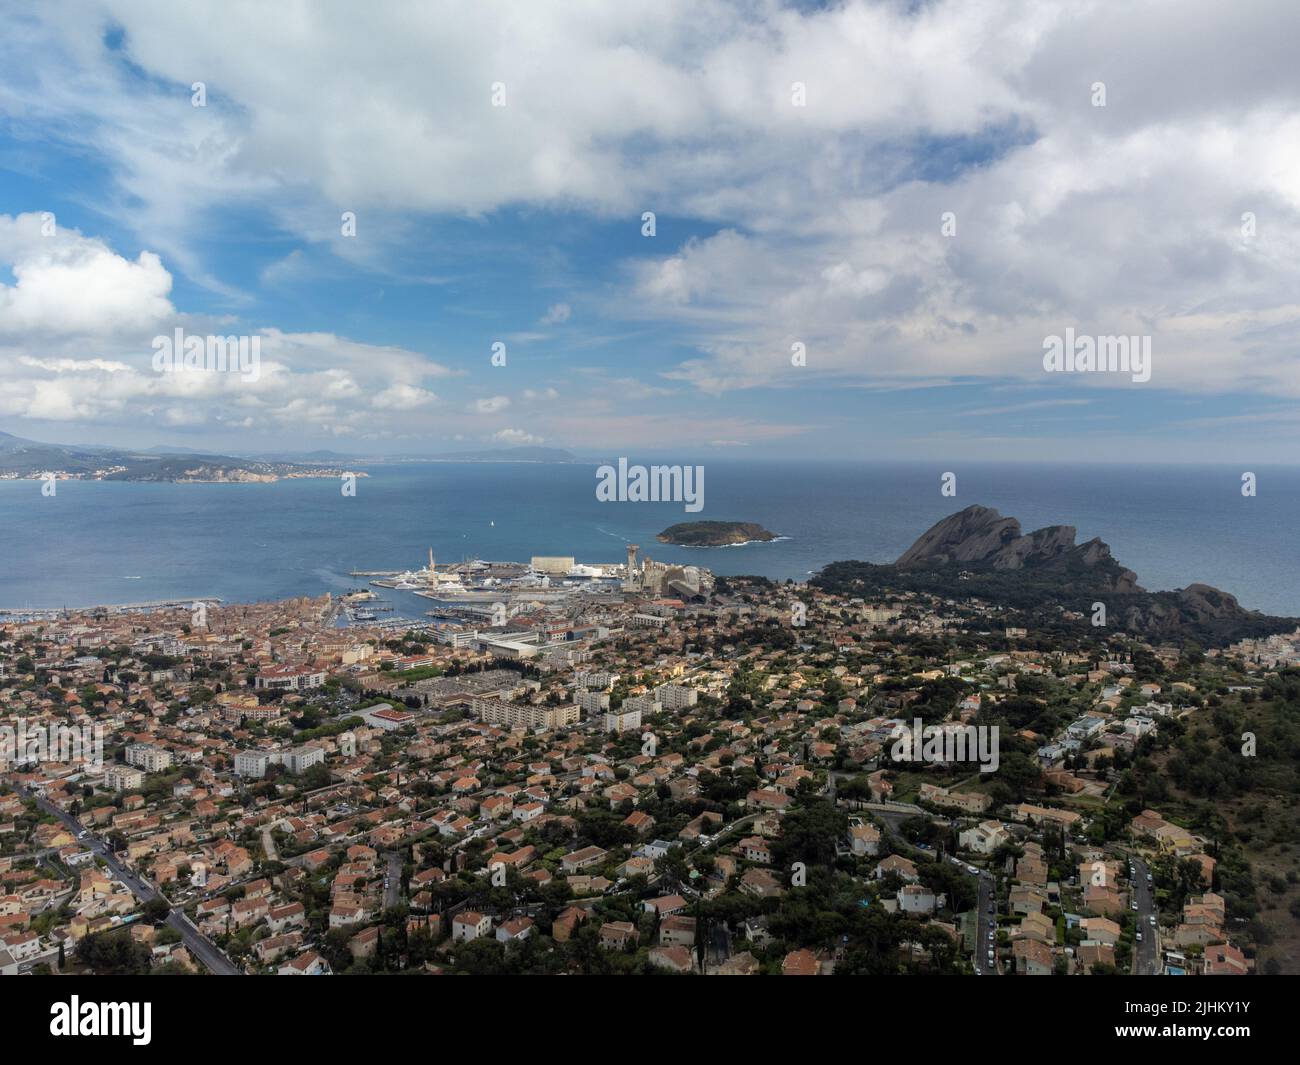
[656, 521, 779, 547]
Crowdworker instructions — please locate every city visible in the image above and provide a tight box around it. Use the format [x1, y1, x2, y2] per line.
[2, 542, 1288, 979]
[0, 0, 1293, 1043]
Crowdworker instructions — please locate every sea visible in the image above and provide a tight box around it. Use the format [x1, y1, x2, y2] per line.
[0, 460, 1296, 618]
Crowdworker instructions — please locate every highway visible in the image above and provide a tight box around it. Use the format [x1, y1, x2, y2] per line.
[17, 787, 242, 975]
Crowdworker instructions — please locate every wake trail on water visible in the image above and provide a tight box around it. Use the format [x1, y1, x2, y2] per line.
[595, 527, 632, 542]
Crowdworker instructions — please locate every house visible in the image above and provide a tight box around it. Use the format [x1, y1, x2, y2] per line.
[1009, 885, 1048, 916]
[599, 921, 639, 950]
[647, 945, 693, 973]
[659, 915, 697, 948]
[329, 904, 369, 929]
[1203, 943, 1249, 976]
[874, 854, 919, 882]
[959, 820, 1009, 855]
[642, 894, 687, 917]
[452, 911, 491, 942]
[349, 925, 381, 960]
[1078, 941, 1116, 970]
[1014, 912, 1055, 945]
[782, 948, 818, 976]
[551, 906, 588, 943]
[1079, 917, 1121, 946]
[739, 868, 785, 899]
[255, 932, 302, 964]
[1011, 938, 1053, 975]
[848, 819, 880, 857]
[278, 950, 331, 975]
[746, 788, 792, 812]
[896, 884, 940, 914]
[561, 845, 607, 874]
[496, 916, 534, 943]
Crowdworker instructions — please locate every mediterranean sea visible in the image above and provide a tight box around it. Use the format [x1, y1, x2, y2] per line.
[0, 460, 1295, 617]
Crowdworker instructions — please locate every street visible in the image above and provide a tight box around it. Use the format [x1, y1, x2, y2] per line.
[383, 850, 403, 909]
[1131, 856, 1160, 975]
[974, 871, 999, 974]
[18, 786, 242, 975]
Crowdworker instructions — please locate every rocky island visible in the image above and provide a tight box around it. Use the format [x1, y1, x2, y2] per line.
[656, 521, 778, 547]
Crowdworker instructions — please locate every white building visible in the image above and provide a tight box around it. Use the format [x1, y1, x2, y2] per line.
[656, 683, 698, 710]
[105, 765, 145, 791]
[452, 911, 491, 942]
[125, 743, 173, 773]
[602, 707, 642, 733]
[576, 689, 610, 714]
[281, 745, 325, 774]
[959, 820, 1010, 855]
[233, 750, 272, 779]
[255, 665, 327, 692]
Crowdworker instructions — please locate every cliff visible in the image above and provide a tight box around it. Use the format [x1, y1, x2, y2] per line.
[810, 504, 1295, 645]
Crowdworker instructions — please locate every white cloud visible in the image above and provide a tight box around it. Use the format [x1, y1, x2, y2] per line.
[493, 428, 543, 445]
[0, 213, 174, 336]
[372, 383, 437, 410]
[2, 0, 1299, 424]
[472, 395, 511, 415]
[539, 302, 571, 325]
[0, 216, 456, 435]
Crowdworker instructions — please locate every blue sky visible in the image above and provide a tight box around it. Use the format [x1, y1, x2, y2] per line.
[1, 0, 1298, 463]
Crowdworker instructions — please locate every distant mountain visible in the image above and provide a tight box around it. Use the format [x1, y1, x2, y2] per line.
[812, 504, 1297, 645]
[244, 445, 577, 464]
[244, 449, 363, 463]
[420, 446, 577, 463]
[0, 430, 358, 483]
[140, 444, 212, 455]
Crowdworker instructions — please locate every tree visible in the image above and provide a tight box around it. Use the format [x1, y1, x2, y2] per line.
[142, 897, 171, 923]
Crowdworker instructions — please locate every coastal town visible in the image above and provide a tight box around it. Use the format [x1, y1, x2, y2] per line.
[2, 548, 1292, 979]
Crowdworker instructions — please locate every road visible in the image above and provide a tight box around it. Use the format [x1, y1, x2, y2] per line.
[17, 787, 242, 975]
[1131, 856, 1160, 975]
[383, 851, 403, 909]
[974, 871, 999, 974]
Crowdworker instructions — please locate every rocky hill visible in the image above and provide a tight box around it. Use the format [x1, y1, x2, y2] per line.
[896, 504, 1141, 593]
[812, 504, 1296, 645]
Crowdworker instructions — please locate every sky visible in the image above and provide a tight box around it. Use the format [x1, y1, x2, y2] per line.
[0, 0, 1298, 463]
